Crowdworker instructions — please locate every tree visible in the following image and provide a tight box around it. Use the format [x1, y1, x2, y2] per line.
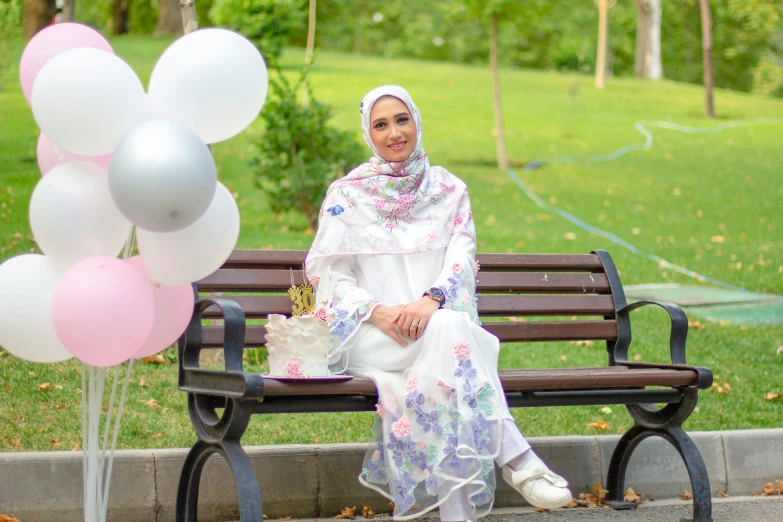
[113, 0, 129, 34]
[634, 0, 662, 79]
[61, 0, 75, 21]
[154, 0, 183, 36]
[594, 0, 618, 89]
[303, 0, 316, 105]
[181, 0, 199, 34]
[466, 0, 523, 170]
[699, 0, 715, 118]
[23, 0, 56, 38]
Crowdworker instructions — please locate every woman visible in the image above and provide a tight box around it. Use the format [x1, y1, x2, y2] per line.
[305, 86, 571, 521]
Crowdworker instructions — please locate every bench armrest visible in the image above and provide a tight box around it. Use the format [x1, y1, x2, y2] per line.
[616, 299, 688, 365]
[178, 296, 264, 398]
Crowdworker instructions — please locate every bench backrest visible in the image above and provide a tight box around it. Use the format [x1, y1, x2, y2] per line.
[196, 249, 627, 351]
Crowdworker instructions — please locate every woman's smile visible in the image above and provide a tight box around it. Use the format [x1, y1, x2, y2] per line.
[389, 141, 407, 151]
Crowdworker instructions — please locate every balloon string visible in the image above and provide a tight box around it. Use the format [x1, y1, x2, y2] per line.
[81, 364, 88, 521]
[99, 365, 120, 507]
[101, 358, 134, 522]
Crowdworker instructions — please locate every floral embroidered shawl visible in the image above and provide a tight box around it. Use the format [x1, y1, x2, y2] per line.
[305, 85, 473, 265]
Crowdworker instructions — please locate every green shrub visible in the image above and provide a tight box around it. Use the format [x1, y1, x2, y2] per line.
[209, 0, 304, 65]
[251, 71, 366, 229]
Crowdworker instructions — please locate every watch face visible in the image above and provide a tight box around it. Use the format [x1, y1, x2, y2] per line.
[429, 287, 445, 299]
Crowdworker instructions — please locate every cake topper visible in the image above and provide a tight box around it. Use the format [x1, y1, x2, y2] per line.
[288, 269, 315, 316]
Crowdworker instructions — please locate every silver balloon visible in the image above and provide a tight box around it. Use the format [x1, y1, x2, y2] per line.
[108, 119, 217, 233]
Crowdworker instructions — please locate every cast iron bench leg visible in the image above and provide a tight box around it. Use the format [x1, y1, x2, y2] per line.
[176, 439, 263, 522]
[606, 389, 713, 522]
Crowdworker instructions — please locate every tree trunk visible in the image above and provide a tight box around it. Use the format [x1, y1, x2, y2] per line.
[23, 0, 56, 39]
[594, 0, 617, 89]
[113, 0, 130, 35]
[180, 0, 198, 34]
[154, 0, 183, 36]
[490, 13, 508, 170]
[61, 0, 76, 21]
[303, 0, 316, 105]
[634, 0, 662, 79]
[699, 0, 715, 118]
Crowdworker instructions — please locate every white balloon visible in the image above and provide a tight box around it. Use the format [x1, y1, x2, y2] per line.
[137, 182, 240, 285]
[0, 255, 72, 363]
[30, 162, 132, 272]
[148, 28, 268, 144]
[31, 48, 146, 156]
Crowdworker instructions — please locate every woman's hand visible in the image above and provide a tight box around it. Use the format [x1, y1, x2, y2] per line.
[397, 297, 440, 341]
[369, 304, 408, 347]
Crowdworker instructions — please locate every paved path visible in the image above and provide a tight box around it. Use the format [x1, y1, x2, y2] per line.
[283, 496, 783, 522]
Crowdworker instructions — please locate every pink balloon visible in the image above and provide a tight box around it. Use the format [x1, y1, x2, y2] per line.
[52, 257, 154, 367]
[20, 22, 113, 104]
[37, 133, 111, 175]
[127, 256, 195, 358]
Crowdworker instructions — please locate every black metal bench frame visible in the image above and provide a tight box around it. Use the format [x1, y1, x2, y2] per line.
[175, 249, 714, 522]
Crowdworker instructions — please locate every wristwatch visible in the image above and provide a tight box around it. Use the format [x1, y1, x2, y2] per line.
[423, 287, 446, 309]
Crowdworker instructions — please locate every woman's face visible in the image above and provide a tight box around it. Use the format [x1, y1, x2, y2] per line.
[369, 96, 417, 162]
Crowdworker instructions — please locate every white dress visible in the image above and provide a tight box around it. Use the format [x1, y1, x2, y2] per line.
[322, 233, 516, 520]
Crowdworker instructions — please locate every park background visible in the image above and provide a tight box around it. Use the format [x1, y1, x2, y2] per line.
[0, 0, 781, 453]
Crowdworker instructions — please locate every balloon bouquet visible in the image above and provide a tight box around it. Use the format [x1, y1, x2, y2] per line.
[0, 23, 268, 522]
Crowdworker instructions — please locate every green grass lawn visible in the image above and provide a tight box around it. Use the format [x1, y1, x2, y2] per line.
[0, 36, 781, 452]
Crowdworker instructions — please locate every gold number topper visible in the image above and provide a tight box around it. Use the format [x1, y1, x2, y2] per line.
[288, 269, 315, 316]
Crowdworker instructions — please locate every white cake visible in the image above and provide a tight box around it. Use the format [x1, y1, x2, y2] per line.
[265, 314, 331, 377]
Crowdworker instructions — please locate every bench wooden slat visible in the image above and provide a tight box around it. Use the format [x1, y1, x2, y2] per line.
[258, 367, 699, 396]
[219, 250, 605, 273]
[200, 294, 616, 319]
[197, 269, 611, 294]
[201, 320, 618, 347]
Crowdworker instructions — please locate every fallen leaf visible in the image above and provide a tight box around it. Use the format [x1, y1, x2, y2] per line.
[633, 354, 642, 361]
[624, 487, 644, 504]
[777, 345, 783, 356]
[680, 491, 693, 500]
[56, 403, 67, 410]
[278, 518, 291, 521]
[151, 432, 165, 439]
[601, 407, 613, 415]
[688, 319, 705, 330]
[535, 507, 549, 512]
[711, 235, 726, 243]
[143, 399, 160, 408]
[139, 378, 151, 388]
[72, 443, 81, 451]
[577, 492, 600, 508]
[333, 506, 356, 519]
[388, 502, 394, 512]
[263, 515, 268, 520]
[712, 381, 732, 395]
[37, 382, 52, 392]
[563, 499, 579, 508]
[588, 420, 609, 431]
[563, 232, 576, 240]
[592, 482, 609, 505]
[570, 340, 595, 347]
[761, 480, 783, 496]
[559, 355, 567, 361]
[28, 371, 37, 377]
[0, 515, 22, 522]
[764, 392, 783, 400]
[361, 505, 375, 518]
[50, 438, 61, 448]
[55, 385, 63, 390]
[141, 355, 168, 364]
[719, 492, 729, 498]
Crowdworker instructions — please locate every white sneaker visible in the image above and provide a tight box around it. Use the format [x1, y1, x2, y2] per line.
[501, 458, 572, 509]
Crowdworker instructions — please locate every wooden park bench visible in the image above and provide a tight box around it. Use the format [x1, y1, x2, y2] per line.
[175, 249, 714, 522]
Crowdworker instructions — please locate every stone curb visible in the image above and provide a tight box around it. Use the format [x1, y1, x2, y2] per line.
[1, 429, 781, 521]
